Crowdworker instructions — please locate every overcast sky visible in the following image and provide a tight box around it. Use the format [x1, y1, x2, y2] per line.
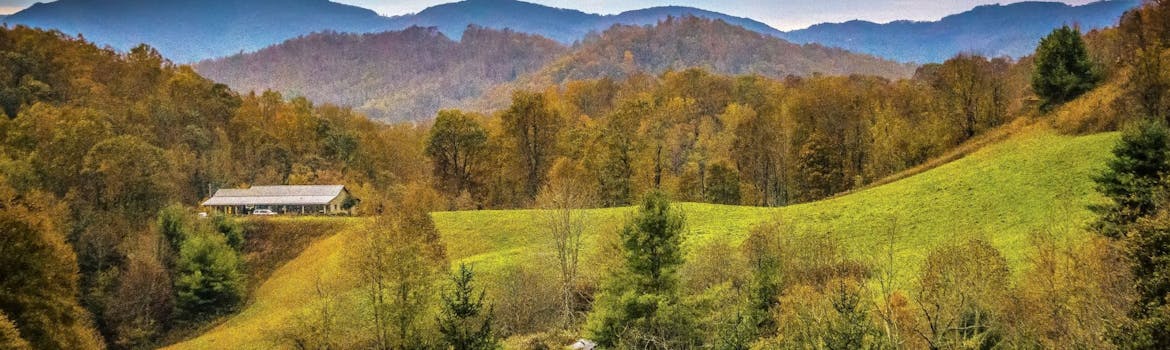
[0, 0, 1099, 30]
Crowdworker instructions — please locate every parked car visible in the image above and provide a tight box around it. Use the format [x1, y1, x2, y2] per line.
[252, 209, 277, 216]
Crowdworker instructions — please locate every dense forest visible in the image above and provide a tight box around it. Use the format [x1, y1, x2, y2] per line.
[1, 0, 1169, 349]
[196, 25, 566, 122]
[197, 17, 915, 122]
[0, 24, 433, 348]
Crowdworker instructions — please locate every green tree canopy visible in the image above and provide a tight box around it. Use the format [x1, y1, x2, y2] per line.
[437, 263, 498, 350]
[1032, 25, 1100, 111]
[1092, 119, 1170, 239]
[173, 231, 245, 321]
[586, 190, 698, 348]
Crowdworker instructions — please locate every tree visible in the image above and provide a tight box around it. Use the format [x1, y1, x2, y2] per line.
[922, 55, 1010, 141]
[426, 110, 488, 201]
[912, 239, 1011, 349]
[535, 168, 592, 329]
[437, 263, 498, 350]
[0, 201, 104, 350]
[1118, 1, 1170, 120]
[795, 132, 845, 202]
[597, 98, 647, 206]
[742, 222, 784, 337]
[730, 104, 786, 206]
[81, 135, 175, 221]
[173, 230, 245, 322]
[1092, 119, 1170, 239]
[500, 91, 562, 200]
[586, 191, 699, 348]
[351, 183, 447, 349]
[1032, 25, 1100, 111]
[704, 163, 740, 205]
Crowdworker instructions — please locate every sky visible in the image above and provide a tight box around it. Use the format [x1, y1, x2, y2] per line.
[0, 0, 1099, 30]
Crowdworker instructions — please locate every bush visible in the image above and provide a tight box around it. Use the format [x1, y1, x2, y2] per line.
[173, 232, 245, 321]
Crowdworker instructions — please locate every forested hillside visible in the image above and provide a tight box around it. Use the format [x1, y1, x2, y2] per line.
[1, 0, 784, 63]
[0, 25, 433, 348]
[525, 16, 915, 84]
[386, 0, 785, 43]
[199, 17, 915, 122]
[196, 26, 566, 122]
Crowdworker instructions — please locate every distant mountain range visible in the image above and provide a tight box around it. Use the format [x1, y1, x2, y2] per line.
[384, 1, 783, 43]
[782, 0, 1141, 63]
[197, 18, 912, 122]
[0, 0, 1141, 63]
[3, 0, 391, 63]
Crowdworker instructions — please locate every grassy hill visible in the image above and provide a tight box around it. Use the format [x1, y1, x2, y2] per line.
[166, 127, 1117, 349]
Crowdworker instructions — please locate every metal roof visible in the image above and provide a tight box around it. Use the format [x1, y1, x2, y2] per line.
[202, 185, 346, 206]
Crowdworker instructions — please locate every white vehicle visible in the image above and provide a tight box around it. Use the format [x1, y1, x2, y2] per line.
[251, 209, 277, 216]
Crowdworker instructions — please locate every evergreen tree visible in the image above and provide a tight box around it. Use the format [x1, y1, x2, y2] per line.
[1094, 120, 1170, 349]
[1092, 119, 1170, 238]
[437, 263, 498, 350]
[173, 231, 245, 321]
[1032, 25, 1100, 111]
[1115, 213, 1170, 349]
[585, 190, 699, 348]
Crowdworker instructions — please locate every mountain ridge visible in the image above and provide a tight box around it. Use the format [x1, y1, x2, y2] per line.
[196, 17, 914, 122]
[3, 0, 1141, 63]
[781, 0, 1141, 62]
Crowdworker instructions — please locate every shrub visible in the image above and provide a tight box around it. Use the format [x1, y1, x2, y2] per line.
[173, 232, 245, 321]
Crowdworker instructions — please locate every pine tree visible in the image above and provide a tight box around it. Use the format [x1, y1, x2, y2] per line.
[1092, 119, 1170, 238]
[1032, 25, 1100, 111]
[585, 190, 699, 348]
[437, 263, 498, 350]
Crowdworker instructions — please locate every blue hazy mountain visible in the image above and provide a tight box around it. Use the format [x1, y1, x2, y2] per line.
[1, 0, 1142, 63]
[3, 0, 394, 63]
[385, 0, 784, 42]
[779, 0, 1141, 63]
[2, 0, 783, 63]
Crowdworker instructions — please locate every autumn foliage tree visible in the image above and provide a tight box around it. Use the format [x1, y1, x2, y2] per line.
[426, 110, 489, 202]
[0, 185, 103, 350]
[500, 91, 563, 201]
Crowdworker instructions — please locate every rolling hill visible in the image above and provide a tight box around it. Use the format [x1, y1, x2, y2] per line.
[518, 16, 915, 86]
[195, 26, 567, 122]
[165, 126, 1117, 349]
[781, 0, 1141, 63]
[195, 17, 914, 122]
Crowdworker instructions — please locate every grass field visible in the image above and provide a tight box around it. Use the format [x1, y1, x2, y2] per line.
[167, 127, 1119, 349]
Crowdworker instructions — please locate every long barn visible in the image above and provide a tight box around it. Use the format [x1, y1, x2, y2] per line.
[201, 185, 355, 215]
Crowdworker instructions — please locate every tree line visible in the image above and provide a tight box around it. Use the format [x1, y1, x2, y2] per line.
[428, 55, 1030, 209]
